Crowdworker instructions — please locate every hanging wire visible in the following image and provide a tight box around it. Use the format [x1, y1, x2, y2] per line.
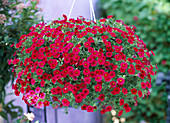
[68, 0, 96, 22]
[68, 0, 76, 19]
[89, 0, 96, 22]
[89, 0, 93, 20]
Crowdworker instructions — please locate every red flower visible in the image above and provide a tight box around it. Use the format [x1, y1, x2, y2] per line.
[84, 42, 91, 48]
[110, 81, 116, 88]
[73, 55, 80, 61]
[98, 58, 105, 65]
[64, 57, 70, 63]
[51, 87, 62, 95]
[88, 47, 94, 53]
[100, 18, 106, 22]
[36, 68, 43, 75]
[101, 109, 106, 114]
[12, 59, 20, 64]
[91, 60, 97, 67]
[138, 90, 143, 97]
[87, 37, 94, 43]
[123, 103, 129, 109]
[43, 100, 50, 107]
[118, 110, 123, 116]
[117, 78, 125, 85]
[14, 90, 20, 96]
[131, 88, 137, 95]
[53, 53, 60, 58]
[31, 79, 35, 85]
[73, 69, 80, 76]
[73, 47, 80, 54]
[133, 16, 138, 21]
[138, 52, 144, 58]
[119, 99, 124, 106]
[95, 75, 102, 82]
[120, 62, 128, 69]
[141, 82, 146, 89]
[106, 52, 112, 57]
[122, 88, 128, 95]
[114, 54, 121, 61]
[146, 82, 151, 88]
[128, 68, 135, 75]
[86, 106, 94, 112]
[98, 94, 105, 101]
[82, 88, 89, 95]
[84, 77, 91, 84]
[127, 58, 134, 63]
[62, 98, 70, 106]
[94, 84, 102, 92]
[114, 46, 122, 53]
[151, 50, 155, 56]
[83, 61, 90, 68]
[40, 80, 45, 87]
[38, 61, 45, 67]
[135, 65, 141, 71]
[125, 107, 131, 113]
[112, 87, 120, 95]
[109, 71, 115, 78]
[106, 106, 112, 112]
[81, 104, 87, 110]
[116, 38, 122, 44]
[20, 87, 25, 94]
[10, 15, 155, 114]
[107, 15, 113, 18]
[87, 56, 94, 63]
[75, 95, 83, 103]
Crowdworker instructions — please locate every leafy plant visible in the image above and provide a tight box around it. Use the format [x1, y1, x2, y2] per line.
[98, 0, 169, 122]
[9, 14, 156, 116]
[0, 0, 42, 121]
[99, 0, 170, 73]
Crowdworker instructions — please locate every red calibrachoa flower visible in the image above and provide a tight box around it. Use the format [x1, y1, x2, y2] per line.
[119, 99, 124, 106]
[94, 84, 102, 92]
[62, 98, 70, 106]
[86, 105, 94, 112]
[98, 94, 105, 101]
[131, 88, 137, 95]
[73, 69, 81, 76]
[122, 88, 128, 95]
[101, 109, 106, 114]
[81, 104, 87, 110]
[95, 75, 102, 82]
[118, 110, 123, 116]
[36, 68, 43, 75]
[128, 68, 135, 75]
[117, 78, 125, 85]
[10, 14, 156, 116]
[43, 100, 49, 107]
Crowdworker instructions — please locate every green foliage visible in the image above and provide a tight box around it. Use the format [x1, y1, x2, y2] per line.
[123, 83, 167, 123]
[99, 0, 170, 73]
[99, 0, 169, 122]
[0, 0, 42, 121]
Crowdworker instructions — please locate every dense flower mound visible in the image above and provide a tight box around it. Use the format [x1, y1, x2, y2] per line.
[9, 15, 156, 116]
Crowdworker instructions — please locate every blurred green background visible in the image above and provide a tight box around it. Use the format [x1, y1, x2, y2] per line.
[98, 0, 170, 123]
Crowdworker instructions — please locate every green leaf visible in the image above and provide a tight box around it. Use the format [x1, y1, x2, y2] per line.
[0, 111, 8, 121]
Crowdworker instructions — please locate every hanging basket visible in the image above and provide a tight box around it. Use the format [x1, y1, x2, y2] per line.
[9, 14, 156, 116]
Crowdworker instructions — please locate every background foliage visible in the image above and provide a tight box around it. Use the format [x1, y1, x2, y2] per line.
[99, 0, 170, 122]
[0, 0, 42, 121]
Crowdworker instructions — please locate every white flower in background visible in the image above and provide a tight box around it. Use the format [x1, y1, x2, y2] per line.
[24, 112, 35, 121]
